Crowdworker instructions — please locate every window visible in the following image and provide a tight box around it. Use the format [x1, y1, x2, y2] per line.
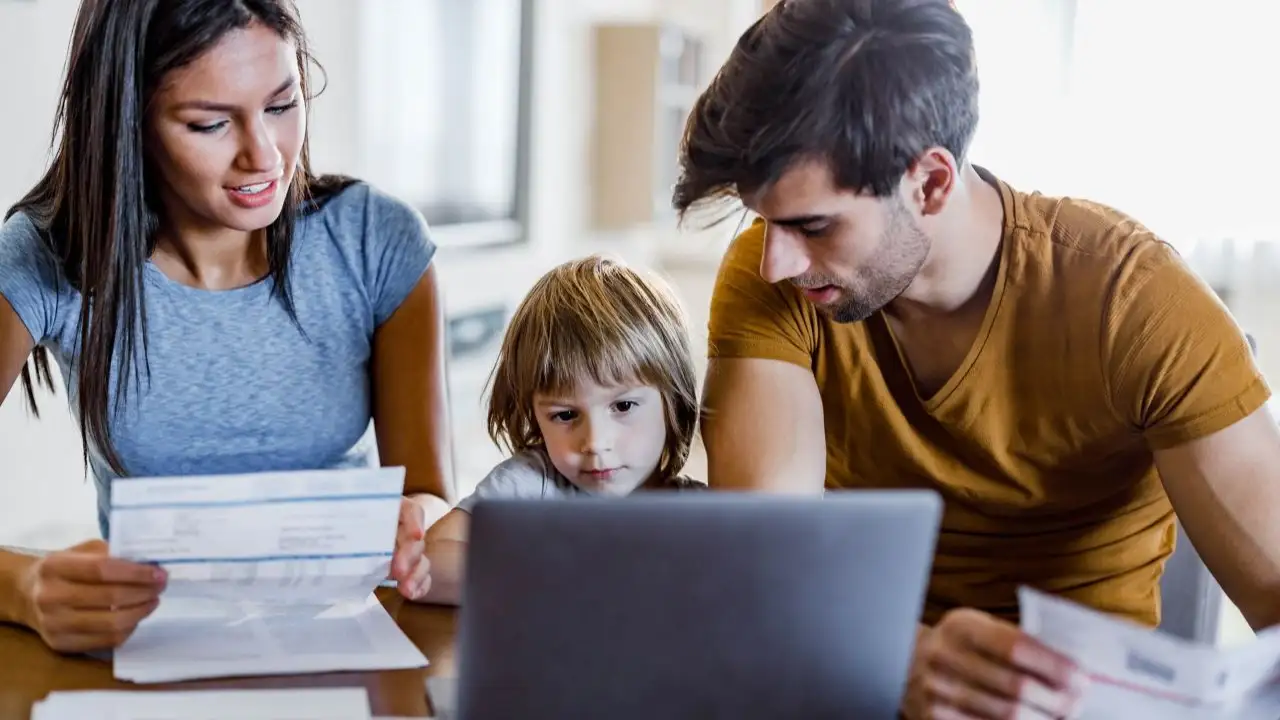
[358, 0, 532, 248]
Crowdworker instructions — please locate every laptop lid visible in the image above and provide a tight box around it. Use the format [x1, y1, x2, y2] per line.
[455, 490, 941, 720]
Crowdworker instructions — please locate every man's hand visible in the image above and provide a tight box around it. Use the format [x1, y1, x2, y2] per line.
[390, 496, 433, 600]
[21, 539, 167, 653]
[902, 608, 1089, 719]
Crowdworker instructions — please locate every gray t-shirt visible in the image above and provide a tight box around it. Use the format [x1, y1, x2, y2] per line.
[0, 183, 434, 538]
[457, 449, 704, 512]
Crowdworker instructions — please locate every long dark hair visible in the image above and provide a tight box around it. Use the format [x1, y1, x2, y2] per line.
[5, 0, 352, 475]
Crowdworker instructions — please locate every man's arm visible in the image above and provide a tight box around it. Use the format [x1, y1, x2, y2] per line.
[701, 357, 826, 494]
[1155, 407, 1280, 630]
[1095, 235, 1276, 629]
[701, 219, 827, 493]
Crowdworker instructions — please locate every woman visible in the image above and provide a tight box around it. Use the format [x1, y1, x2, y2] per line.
[0, 0, 453, 653]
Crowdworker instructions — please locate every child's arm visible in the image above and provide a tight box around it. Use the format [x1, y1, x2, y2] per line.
[419, 508, 471, 606]
[415, 450, 559, 605]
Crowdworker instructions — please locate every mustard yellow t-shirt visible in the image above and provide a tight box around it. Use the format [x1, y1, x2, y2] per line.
[707, 171, 1270, 627]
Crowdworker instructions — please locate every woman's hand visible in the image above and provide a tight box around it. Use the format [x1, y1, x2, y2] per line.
[20, 539, 167, 653]
[390, 497, 433, 600]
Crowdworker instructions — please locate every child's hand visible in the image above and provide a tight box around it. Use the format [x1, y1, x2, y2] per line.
[391, 497, 433, 600]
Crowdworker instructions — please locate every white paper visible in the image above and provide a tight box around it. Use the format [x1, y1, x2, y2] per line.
[108, 468, 428, 683]
[31, 688, 371, 720]
[109, 468, 404, 604]
[114, 593, 428, 683]
[425, 675, 457, 719]
[1018, 586, 1280, 719]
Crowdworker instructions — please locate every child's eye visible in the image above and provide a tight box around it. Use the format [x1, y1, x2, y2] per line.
[613, 400, 638, 413]
[549, 410, 577, 423]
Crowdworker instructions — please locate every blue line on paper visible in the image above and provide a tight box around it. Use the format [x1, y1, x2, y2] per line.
[112, 493, 402, 511]
[145, 551, 394, 565]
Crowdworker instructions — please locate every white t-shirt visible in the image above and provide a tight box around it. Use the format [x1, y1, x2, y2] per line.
[456, 449, 702, 513]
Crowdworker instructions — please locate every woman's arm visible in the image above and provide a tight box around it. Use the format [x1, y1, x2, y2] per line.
[2, 239, 164, 650]
[0, 551, 37, 628]
[371, 263, 455, 526]
[0, 540, 165, 651]
[1, 294, 33, 399]
[1, 295, 38, 626]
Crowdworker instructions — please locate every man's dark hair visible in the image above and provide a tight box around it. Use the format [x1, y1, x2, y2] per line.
[673, 0, 979, 222]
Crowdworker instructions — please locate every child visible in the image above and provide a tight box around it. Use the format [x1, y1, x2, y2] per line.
[412, 255, 703, 605]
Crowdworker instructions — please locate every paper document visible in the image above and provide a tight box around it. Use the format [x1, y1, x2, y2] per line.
[1019, 586, 1280, 719]
[31, 688, 371, 720]
[108, 467, 428, 683]
[426, 675, 458, 719]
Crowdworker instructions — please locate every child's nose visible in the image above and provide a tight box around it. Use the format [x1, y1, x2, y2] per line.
[579, 417, 613, 455]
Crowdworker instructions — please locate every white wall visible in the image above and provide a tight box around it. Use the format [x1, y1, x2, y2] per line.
[0, 0, 78, 205]
[0, 0, 99, 548]
[0, 0, 752, 547]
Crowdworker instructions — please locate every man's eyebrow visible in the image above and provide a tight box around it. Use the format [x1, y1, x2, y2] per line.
[769, 214, 832, 227]
[171, 78, 297, 112]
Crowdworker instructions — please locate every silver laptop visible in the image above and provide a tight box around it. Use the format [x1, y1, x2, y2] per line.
[452, 491, 941, 719]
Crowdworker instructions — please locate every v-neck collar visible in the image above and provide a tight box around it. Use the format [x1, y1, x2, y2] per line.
[878, 165, 1015, 413]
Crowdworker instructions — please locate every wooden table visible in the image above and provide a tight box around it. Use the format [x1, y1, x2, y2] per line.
[0, 589, 458, 719]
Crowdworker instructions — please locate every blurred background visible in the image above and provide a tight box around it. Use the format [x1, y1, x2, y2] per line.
[0, 0, 1273, 644]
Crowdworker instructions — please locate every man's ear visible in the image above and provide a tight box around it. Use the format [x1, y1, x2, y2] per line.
[904, 148, 959, 217]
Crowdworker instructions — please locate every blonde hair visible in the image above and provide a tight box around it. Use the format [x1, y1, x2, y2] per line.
[486, 255, 698, 482]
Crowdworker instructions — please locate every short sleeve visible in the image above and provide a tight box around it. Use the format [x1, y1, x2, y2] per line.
[362, 187, 437, 327]
[0, 212, 64, 344]
[455, 451, 559, 513]
[1103, 242, 1270, 450]
[707, 219, 819, 369]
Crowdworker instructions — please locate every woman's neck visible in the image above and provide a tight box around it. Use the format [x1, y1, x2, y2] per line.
[151, 221, 269, 291]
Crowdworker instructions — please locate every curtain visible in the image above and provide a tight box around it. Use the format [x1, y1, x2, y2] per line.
[961, 0, 1275, 259]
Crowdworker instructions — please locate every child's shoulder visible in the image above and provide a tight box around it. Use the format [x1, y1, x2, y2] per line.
[656, 475, 707, 491]
[489, 447, 556, 478]
[457, 449, 577, 512]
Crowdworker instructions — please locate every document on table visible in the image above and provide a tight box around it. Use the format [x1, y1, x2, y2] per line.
[108, 467, 428, 684]
[1019, 586, 1280, 719]
[31, 688, 372, 720]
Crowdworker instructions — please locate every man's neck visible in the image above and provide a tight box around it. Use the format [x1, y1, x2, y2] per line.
[887, 164, 1005, 322]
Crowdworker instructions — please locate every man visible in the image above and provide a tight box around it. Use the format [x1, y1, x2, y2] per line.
[675, 1, 1280, 718]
